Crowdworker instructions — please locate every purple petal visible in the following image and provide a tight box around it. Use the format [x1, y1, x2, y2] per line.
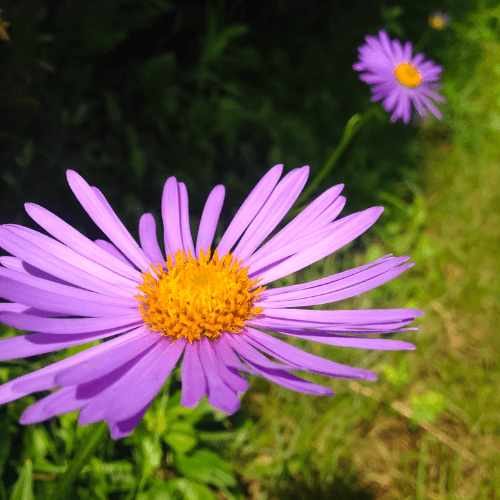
[214, 334, 253, 373]
[139, 213, 165, 264]
[0, 328, 144, 404]
[196, 185, 225, 258]
[199, 337, 240, 414]
[27, 340, 157, 423]
[216, 164, 283, 256]
[20, 387, 79, 424]
[181, 342, 207, 408]
[66, 171, 150, 270]
[260, 255, 394, 297]
[0, 227, 137, 297]
[273, 329, 415, 350]
[4, 225, 137, 295]
[178, 182, 195, 256]
[77, 337, 185, 423]
[161, 177, 184, 256]
[25, 203, 142, 282]
[0, 324, 143, 361]
[252, 206, 384, 285]
[260, 259, 413, 307]
[239, 359, 333, 396]
[0, 271, 136, 317]
[248, 308, 423, 332]
[225, 334, 294, 371]
[242, 328, 377, 380]
[94, 240, 136, 267]
[55, 330, 161, 385]
[0, 256, 26, 272]
[0, 311, 140, 334]
[212, 338, 249, 392]
[232, 167, 309, 262]
[107, 403, 151, 439]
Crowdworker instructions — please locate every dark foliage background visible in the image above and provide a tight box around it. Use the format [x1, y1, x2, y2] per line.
[0, 0, 471, 233]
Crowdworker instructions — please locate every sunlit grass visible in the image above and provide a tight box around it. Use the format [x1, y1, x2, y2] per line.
[227, 30, 500, 500]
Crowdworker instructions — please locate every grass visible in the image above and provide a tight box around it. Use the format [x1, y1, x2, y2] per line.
[226, 22, 500, 500]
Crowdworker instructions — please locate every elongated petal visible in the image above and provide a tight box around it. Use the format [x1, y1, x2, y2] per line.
[196, 185, 225, 257]
[273, 328, 415, 350]
[162, 177, 184, 255]
[245, 185, 344, 267]
[0, 328, 144, 404]
[107, 404, 151, 439]
[78, 337, 185, 423]
[178, 182, 195, 256]
[0, 323, 142, 361]
[66, 171, 150, 270]
[181, 342, 207, 408]
[226, 334, 294, 372]
[139, 213, 164, 264]
[0, 312, 141, 334]
[260, 255, 394, 297]
[0, 226, 136, 297]
[94, 240, 135, 267]
[248, 308, 423, 332]
[243, 328, 377, 380]
[55, 330, 161, 385]
[212, 339, 249, 392]
[260, 258, 412, 307]
[233, 167, 309, 261]
[20, 387, 79, 424]
[25, 203, 142, 281]
[199, 337, 240, 414]
[240, 360, 334, 396]
[217, 164, 283, 255]
[0, 272, 136, 316]
[5, 225, 137, 294]
[252, 207, 384, 285]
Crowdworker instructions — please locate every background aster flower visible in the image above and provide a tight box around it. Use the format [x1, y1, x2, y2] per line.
[0, 165, 421, 439]
[429, 11, 451, 30]
[353, 30, 445, 123]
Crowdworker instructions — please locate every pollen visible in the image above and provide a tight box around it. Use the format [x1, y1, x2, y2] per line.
[394, 62, 422, 88]
[135, 248, 265, 343]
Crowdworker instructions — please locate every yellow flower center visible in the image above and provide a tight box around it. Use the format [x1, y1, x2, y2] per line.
[394, 62, 422, 88]
[429, 15, 445, 30]
[135, 248, 265, 343]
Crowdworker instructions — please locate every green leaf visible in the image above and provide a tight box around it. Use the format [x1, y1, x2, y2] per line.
[142, 437, 162, 469]
[411, 392, 445, 423]
[10, 459, 34, 500]
[48, 421, 108, 500]
[175, 450, 237, 488]
[165, 421, 197, 454]
[165, 479, 218, 500]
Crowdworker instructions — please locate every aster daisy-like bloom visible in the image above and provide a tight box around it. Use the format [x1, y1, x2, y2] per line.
[0, 165, 421, 439]
[353, 30, 444, 123]
[429, 11, 451, 30]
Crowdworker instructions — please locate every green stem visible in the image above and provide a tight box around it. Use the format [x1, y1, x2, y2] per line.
[413, 28, 434, 54]
[292, 106, 378, 211]
[49, 421, 108, 500]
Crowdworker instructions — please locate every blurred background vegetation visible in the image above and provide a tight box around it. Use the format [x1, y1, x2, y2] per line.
[1, 0, 499, 499]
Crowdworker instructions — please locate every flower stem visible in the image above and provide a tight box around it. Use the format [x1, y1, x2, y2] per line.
[49, 421, 108, 500]
[413, 28, 434, 54]
[293, 106, 378, 211]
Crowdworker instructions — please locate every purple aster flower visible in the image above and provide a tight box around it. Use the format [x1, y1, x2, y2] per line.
[353, 30, 444, 123]
[429, 11, 451, 30]
[0, 165, 421, 439]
